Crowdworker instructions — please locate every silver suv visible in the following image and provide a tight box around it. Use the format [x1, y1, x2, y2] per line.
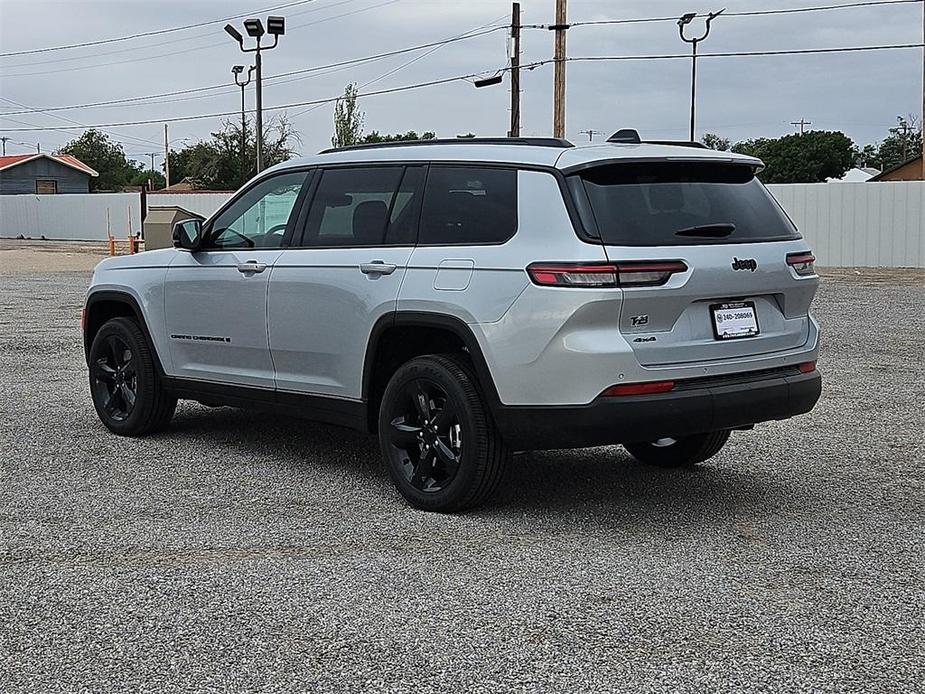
[83, 133, 821, 512]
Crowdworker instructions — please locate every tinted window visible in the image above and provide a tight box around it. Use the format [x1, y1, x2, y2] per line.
[576, 162, 799, 246]
[419, 166, 517, 245]
[207, 171, 307, 249]
[301, 166, 418, 247]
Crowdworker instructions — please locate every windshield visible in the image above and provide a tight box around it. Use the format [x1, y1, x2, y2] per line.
[574, 162, 800, 246]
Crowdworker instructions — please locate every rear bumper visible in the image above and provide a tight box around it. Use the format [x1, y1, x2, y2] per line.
[493, 368, 822, 451]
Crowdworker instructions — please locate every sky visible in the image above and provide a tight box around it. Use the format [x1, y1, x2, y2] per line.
[0, 0, 922, 171]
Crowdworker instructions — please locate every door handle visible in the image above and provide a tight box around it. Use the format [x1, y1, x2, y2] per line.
[360, 261, 397, 276]
[237, 261, 267, 274]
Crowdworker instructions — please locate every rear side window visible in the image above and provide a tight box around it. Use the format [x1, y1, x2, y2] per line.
[574, 162, 799, 246]
[419, 166, 517, 245]
[300, 166, 419, 247]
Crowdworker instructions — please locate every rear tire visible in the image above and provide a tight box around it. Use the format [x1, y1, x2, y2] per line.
[623, 430, 731, 468]
[88, 317, 176, 436]
[378, 354, 509, 513]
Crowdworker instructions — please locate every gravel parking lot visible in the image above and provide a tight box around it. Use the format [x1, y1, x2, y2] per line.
[1, 267, 922, 693]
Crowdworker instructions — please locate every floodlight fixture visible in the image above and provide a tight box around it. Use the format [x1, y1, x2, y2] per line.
[267, 16, 285, 36]
[224, 24, 243, 43]
[244, 18, 265, 38]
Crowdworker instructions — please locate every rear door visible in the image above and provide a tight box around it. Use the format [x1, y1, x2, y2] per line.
[571, 161, 818, 367]
[267, 165, 424, 398]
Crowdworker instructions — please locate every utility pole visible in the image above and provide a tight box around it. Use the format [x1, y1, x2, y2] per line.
[509, 2, 521, 138]
[678, 9, 724, 142]
[164, 124, 170, 188]
[579, 129, 604, 142]
[0, 136, 9, 155]
[551, 0, 568, 139]
[791, 118, 812, 135]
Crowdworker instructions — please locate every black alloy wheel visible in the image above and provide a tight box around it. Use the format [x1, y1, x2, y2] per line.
[387, 379, 463, 493]
[88, 317, 177, 436]
[379, 354, 509, 512]
[91, 334, 138, 422]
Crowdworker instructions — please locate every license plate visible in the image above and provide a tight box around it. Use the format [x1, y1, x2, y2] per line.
[711, 301, 759, 340]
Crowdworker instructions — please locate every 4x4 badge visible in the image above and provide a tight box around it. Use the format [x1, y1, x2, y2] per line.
[731, 257, 758, 272]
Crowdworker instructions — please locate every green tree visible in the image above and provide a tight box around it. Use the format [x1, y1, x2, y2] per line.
[167, 116, 299, 190]
[59, 129, 141, 191]
[701, 133, 730, 151]
[877, 115, 922, 171]
[331, 83, 364, 148]
[732, 131, 855, 183]
[359, 130, 436, 144]
[853, 143, 880, 169]
[129, 169, 165, 189]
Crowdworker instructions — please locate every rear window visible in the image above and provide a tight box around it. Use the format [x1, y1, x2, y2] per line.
[418, 166, 517, 245]
[574, 162, 799, 246]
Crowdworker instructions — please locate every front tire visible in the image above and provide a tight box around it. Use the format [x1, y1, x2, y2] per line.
[378, 354, 509, 512]
[88, 317, 176, 436]
[623, 430, 731, 468]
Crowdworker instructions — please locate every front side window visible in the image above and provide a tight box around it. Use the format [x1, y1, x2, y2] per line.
[418, 166, 517, 245]
[207, 171, 308, 249]
[299, 166, 417, 247]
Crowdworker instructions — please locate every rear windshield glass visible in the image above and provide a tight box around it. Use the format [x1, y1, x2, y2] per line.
[574, 162, 799, 246]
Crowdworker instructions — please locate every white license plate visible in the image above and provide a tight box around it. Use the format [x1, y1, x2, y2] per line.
[711, 301, 759, 340]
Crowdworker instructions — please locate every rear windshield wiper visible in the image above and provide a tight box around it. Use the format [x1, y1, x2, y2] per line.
[674, 223, 736, 238]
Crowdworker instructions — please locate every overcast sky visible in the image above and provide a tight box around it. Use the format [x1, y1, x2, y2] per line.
[0, 0, 921, 169]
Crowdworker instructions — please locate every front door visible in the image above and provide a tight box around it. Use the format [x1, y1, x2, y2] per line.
[163, 170, 309, 388]
[268, 165, 424, 399]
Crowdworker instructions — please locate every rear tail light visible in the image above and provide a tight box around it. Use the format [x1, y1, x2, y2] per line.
[786, 251, 816, 276]
[527, 260, 687, 288]
[798, 360, 817, 373]
[600, 380, 675, 397]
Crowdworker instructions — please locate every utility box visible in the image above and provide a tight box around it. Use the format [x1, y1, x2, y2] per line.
[143, 206, 203, 250]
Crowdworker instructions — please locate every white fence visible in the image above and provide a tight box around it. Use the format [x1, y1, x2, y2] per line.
[767, 181, 924, 268]
[146, 192, 232, 220]
[0, 192, 141, 241]
[1, 183, 922, 267]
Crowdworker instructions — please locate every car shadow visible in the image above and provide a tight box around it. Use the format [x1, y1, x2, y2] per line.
[164, 404, 794, 523]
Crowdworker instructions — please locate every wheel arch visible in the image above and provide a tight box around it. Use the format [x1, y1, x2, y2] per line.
[84, 290, 165, 376]
[362, 312, 501, 433]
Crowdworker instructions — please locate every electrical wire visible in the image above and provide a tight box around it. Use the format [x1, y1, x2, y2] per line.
[0, 0, 401, 78]
[568, 0, 921, 27]
[3, 42, 921, 133]
[0, 26, 511, 116]
[0, 0, 319, 57]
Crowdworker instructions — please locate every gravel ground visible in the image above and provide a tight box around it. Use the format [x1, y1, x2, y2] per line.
[0, 270, 922, 693]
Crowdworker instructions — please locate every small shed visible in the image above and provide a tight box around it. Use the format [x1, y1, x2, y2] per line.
[0, 153, 98, 194]
[143, 205, 203, 250]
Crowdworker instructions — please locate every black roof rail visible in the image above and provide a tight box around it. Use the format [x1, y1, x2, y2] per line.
[320, 137, 574, 154]
[644, 140, 708, 149]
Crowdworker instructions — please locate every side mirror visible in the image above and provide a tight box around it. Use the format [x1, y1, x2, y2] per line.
[172, 219, 203, 251]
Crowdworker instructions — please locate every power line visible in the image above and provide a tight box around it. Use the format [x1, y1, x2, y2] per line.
[0, 0, 318, 57]
[569, 0, 921, 27]
[3, 42, 921, 133]
[0, 0, 401, 78]
[0, 26, 510, 116]
[1, 0, 359, 69]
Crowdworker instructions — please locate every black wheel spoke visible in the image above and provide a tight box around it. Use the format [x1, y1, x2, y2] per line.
[390, 417, 422, 447]
[94, 360, 116, 381]
[121, 355, 136, 378]
[432, 401, 456, 430]
[407, 381, 432, 421]
[410, 450, 434, 490]
[119, 382, 136, 410]
[433, 437, 459, 470]
[106, 335, 121, 366]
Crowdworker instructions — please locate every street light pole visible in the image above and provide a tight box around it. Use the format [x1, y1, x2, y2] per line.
[225, 16, 285, 174]
[232, 64, 255, 184]
[678, 9, 724, 142]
